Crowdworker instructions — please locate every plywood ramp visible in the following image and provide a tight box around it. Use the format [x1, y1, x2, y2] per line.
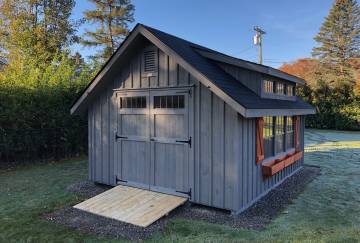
[73, 185, 187, 227]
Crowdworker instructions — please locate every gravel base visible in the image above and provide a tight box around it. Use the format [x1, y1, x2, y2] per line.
[43, 165, 321, 241]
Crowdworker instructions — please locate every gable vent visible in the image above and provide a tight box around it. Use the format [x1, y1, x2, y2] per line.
[144, 50, 157, 73]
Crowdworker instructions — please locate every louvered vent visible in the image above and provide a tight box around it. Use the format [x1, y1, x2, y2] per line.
[144, 50, 156, 73]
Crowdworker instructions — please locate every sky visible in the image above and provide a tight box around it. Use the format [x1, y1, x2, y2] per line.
[72, 0, 335, 68]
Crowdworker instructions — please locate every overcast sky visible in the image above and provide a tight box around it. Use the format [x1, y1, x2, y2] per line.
[72, 0, 334, 68]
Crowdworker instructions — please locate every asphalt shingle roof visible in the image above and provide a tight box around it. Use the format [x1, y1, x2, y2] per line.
[142, 24, 314, 111]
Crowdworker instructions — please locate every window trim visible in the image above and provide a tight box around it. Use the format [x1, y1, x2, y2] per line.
[262, 116, 297, 162]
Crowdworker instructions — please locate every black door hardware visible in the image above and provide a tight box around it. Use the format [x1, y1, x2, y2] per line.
[115, 133, 128, 140]
[176, 136, 192, 148]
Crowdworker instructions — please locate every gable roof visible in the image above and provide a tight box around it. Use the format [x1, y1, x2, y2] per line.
[71, 23, 315, 117]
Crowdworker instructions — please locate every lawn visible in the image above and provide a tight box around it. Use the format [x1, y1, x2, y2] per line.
[0, 129, 359, 242]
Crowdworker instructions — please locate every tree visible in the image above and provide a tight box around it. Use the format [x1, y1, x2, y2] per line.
[81, 0, 135, 61]
[312, 0, 360, 86]
[0, 0, 78, 64]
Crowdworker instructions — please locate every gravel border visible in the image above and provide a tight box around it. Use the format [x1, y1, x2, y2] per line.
[42, 165, 321, 241]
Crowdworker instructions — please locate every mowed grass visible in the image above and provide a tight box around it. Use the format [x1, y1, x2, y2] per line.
[1, 129, 360, 242]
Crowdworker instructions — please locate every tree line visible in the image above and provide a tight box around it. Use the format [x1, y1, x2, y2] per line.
[280, 0, 359, 130]
[0, 0, 135, 163]
[0, 0, 358, 164]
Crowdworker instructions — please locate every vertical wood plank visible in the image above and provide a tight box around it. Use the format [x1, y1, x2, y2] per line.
[132, 51, 141, 89]
[178, 65, 189, 86]
[224, 104, 236, 209]
[168, 56, 177, 86]
[95, 98, 102, 182]
[158, 50, 168, 87]
[101, 92, 109, 184]
[211, 95, 225, 208]
[199, 85, 212, 205]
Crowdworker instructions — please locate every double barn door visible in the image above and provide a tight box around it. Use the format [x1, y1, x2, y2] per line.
[115, 89, 191, 197]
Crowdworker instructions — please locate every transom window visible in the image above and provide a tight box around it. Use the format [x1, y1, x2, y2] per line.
[276, 83, 285, 95]
[120, 96, 146, 109]
[263, 116, 295, 159]
[154, 95, 185, 109]
[264, 80, 274, 93]
[263, 80, 295, 97]
[287, 85, 295, 96]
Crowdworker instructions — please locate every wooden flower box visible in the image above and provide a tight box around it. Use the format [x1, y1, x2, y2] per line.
[262, 159, 285, 176]
[262, 151, 303, 177]
[293, 151, 303, 161]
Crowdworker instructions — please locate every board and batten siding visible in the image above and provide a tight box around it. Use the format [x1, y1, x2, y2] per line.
[87, 42, 306, 212]
[88, 46, 193, 186]
[193, 83, 305, 212]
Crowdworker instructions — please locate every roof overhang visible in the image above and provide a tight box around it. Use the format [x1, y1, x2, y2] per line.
[245, 108, 315, 118]
[71, 24, 313, 118]
[70, 24, 248, 116]
[195, 48, 305, 84]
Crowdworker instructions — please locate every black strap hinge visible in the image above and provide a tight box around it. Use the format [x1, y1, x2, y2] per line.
[116, 176, 128, 183]
[176, 188, 192, 198]
[176, 136, 192, 148]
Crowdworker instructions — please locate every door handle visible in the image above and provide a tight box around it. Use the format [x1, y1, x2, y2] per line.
[176, 137, 191, 148]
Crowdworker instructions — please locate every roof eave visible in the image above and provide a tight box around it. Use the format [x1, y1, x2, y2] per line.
[195, 49, 305, 85]
[70, 24, 143, 115]
[245, 108, 316, 118]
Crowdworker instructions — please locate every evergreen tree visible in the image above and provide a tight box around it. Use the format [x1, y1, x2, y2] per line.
[81, 0, 134, 61]
[312, 0, 360, 86]
[0, 0, 78, 64]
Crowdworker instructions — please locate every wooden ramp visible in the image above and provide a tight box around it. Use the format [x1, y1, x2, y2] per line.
[73, 185, 187, 227]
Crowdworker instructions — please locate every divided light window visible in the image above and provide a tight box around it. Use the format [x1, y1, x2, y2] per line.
[287, 85, 295, 96]
[276, 83, 285, 95]
[120, 96, 146, 109]
[143, 50, 157, 73]
[275, 116, 285, 153]
[286, 116, 295, 149]
[154, 95, 185, 109]
[263, 116, 295, 159]
[264, 80, 274, 93]
[263, 116, 274, 158]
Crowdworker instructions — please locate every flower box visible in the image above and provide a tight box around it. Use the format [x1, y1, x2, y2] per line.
[262, 159, 285, 176]
[262, 151, 303, 177]
[283, 155, 295, 167]
[293, 151, 303, 161]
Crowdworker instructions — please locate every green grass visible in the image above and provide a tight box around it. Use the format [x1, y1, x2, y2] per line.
[1, 130, 360, 242]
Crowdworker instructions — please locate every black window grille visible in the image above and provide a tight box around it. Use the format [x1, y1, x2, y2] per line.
[120, 96, 147, 109]
[154, 95, 185, 109]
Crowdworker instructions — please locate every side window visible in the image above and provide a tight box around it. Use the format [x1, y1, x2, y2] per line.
[275, 116, 285, 153]
[154, 95, 185, 109]
[263, 116, 274, 158]
[286, 116, 295, 149]
[120, 96, 147, 109]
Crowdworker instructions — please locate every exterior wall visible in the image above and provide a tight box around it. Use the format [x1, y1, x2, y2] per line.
[88, 43, 194, 186]
[193, 82, 306, 212]
[87, 41, 307, 212]
[216, 62, 263, 95]
[217, 62, 297, 102]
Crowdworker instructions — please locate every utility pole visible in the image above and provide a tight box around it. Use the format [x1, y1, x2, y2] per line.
[253, 26, 266, 64]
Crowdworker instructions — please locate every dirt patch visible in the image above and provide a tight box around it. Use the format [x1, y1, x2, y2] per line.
[43, 165, 321, 241]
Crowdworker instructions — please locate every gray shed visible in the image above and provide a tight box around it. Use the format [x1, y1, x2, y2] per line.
[71, 24, 315, 213]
